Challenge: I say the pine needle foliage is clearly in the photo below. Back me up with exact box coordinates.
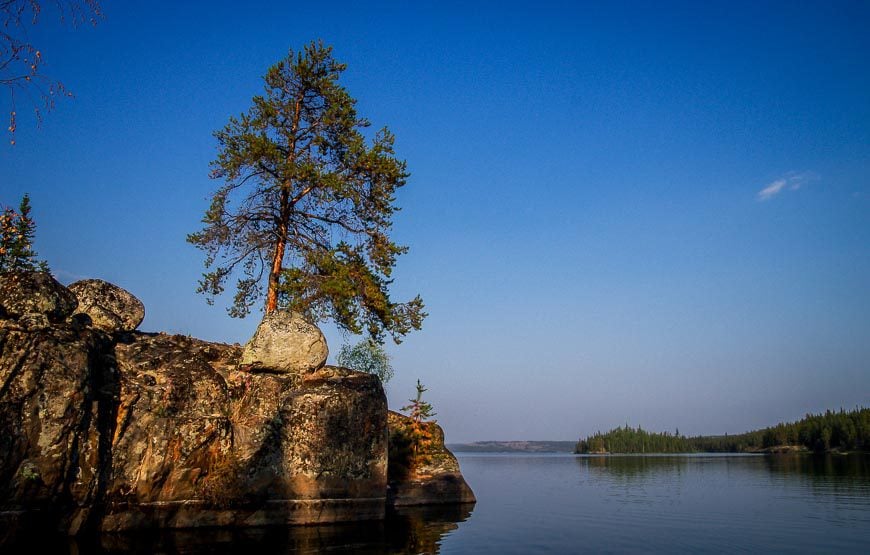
[188,40,425,343]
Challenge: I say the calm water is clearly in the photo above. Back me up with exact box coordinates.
[4,453,869,553]
[446,453,870,553]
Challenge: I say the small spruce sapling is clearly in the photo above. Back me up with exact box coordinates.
[401,379,437,467]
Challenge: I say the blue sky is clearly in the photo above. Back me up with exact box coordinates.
[2,1,868,442]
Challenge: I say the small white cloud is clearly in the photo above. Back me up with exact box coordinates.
[757,179,787,200]
[756,171,818,201]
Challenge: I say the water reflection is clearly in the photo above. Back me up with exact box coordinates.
[2,503,474,554]
[576,453,870,483]
[580,453,695,479]
[575,453,870,508]
[763,453,870,502]
[764,452,870,479]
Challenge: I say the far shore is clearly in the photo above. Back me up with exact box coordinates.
[450,442,869,456]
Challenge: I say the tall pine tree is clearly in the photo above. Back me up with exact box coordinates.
[188,41,425,343]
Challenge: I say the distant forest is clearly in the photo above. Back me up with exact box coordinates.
[447,441,578,453]
[575,407,870,454]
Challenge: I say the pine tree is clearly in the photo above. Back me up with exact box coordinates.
[0,194,49,272]
[188,40,425,343]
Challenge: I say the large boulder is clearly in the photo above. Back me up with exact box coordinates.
[0,271,77,322]
[239,311,328,374]
[68,279,145,333]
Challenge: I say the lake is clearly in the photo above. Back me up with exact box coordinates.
[4,453,869,553]
[447,453,870,553]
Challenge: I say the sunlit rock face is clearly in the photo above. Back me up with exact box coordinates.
[0,278,386,533]
[239,311,328,375]
[68,279,145,333]
[102,335,387,530]
[387,411,476,507]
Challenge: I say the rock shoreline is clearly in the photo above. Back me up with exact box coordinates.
[0,271,473,536]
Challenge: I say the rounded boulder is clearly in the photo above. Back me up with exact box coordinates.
[68,279,145,333]
[0,271,78,322]
[240,311,328,374]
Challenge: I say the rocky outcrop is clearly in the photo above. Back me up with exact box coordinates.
[387,411,476,506]
[0,273,386,533]
[0,325,386,532]
[68,279,145,333]
[0,272,472,536]
[101,336,386,531]
[0,271,77,322]
[239,311,328,374]
[0,310,116,534]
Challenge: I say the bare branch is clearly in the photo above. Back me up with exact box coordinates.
[1,0,101,143]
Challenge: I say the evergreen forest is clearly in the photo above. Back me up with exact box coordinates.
[575,407,870,454]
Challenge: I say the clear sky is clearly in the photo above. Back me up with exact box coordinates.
[2,1,868,443]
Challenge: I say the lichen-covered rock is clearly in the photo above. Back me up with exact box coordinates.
[68,279,145,333]
[1,288,472,536]
[387,411,476,506]
[239,311,328,374]
[1,323,387,533]
[0,271,77,322]
[102,335,387,530]
[0,318,117,534]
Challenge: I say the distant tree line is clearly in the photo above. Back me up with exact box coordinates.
[575,407,870,454]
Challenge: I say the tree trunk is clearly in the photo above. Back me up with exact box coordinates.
[264,239,285,313]
[264,94,303,314]
[265,188,291,313]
